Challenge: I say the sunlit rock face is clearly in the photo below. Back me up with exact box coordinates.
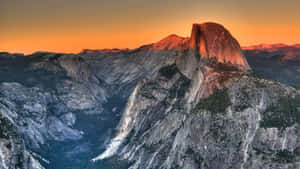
[149,22,251,74]
[149,34,189,50]
[176,22,250,100]
[189,23,250,70]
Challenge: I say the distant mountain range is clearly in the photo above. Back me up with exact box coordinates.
[243,43,300,51]
[243,44,300,87]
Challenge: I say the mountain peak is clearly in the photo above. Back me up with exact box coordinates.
[150,34,189,50]
[149,22,251,71]
[189,22,251,71]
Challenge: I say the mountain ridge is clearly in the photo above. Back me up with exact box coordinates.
[243,43,300,51]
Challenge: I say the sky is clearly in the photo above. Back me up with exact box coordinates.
[1,0,300,54]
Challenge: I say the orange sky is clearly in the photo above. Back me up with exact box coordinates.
[1,0,300,54]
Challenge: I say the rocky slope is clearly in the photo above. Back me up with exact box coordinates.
[0,113,44,169]
[94,23,300,169]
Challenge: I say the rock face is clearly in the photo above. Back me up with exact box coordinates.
[93,23,300,169]
[113,71,300,169]
[176,23,250,100]
[189,23,250,70]
[0,113,44,169]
